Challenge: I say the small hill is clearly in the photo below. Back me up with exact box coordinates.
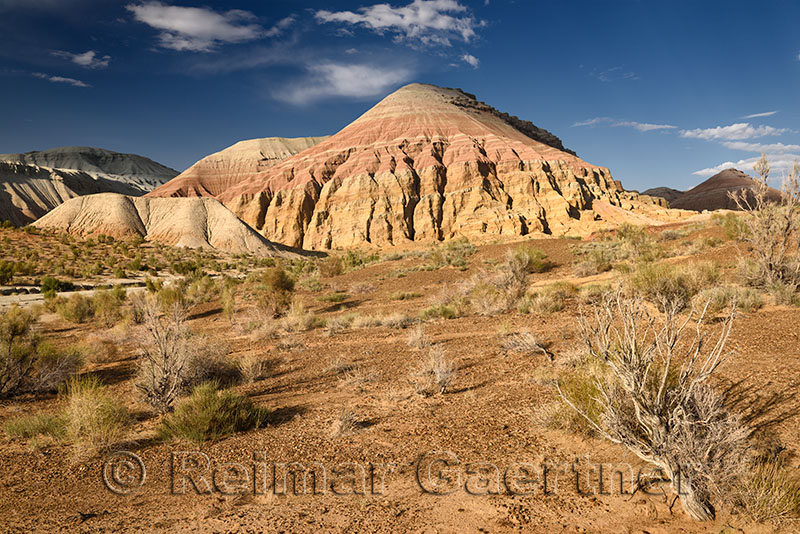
[148,137,328,198]
[217,83,680,250]
[32,193,300,257]
[671,168,782,211]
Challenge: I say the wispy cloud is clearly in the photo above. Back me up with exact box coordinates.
[126,2,264,52]
[722,141,800,153]
[32,72,90,87]
[572,117,675,132]
[315,0,482,47]
[587,66,639,82]
[52,50,110,69]
[693,154,800,177]
[264,15,295,38]
[461,53,479,68]
[680,122,787,141]
[741,110,778,119]
[276,62,411,105]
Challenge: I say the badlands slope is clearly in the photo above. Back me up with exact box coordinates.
[148,136,328,198]
[212,83,678,250]
[0,162,154,226]
[0,146,179,226]
[33,193,299,257]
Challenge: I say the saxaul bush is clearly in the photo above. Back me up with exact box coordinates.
[732,154,800,298]
[560,290,748,521]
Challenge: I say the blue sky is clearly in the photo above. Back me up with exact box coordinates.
[0,0,798,191]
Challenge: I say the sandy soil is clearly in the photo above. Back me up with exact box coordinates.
[0,229,798,533]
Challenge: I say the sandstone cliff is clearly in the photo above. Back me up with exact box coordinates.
[148,136,328,198]
[33,193,300,257]
[215,84,675,249]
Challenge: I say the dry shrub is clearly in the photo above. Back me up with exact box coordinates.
[0,305,83,396]
[83,334,120,364]
[626,261,719,310]
[330,406,359,437]
[92,287,126,328]
[406,324,429,350]
[4,412,66,448]
[318,256,344,278]
[732,155,800,296]
[237,353,274,383]
[508,244,552,273]
[424,238,477,269]
[55,294,93,324]
[737,459,800,524]
[159,382,269,443]
[256,289,292,319]
[64,375,128,459]
[561,290,748,521]
[281,300,325,332]
[500,331,552,360]
[325,314,355,335]
[411,345,455,396]
[698,285,763,315]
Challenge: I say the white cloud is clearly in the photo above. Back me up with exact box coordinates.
[315,0,481,47]
[680,122,787,141]
[52,50,110,69]
[32,72,90,87]
[264,15,295,38]
[572,117,675,132]
[722,141,800,153]
[126,2,264,52]
[693,154,800,177]
[588,66,639,82]
[741,110,778,119]
[277,63,411,105]
[461,53,479,68]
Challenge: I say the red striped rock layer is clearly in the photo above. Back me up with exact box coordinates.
[217,84,663,249]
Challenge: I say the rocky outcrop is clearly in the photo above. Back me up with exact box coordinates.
[642,186,684,205]
[33,193,300,257]
[670,168,781,211]
[0,146,178,192]
[217,83,678,250]
[148,136,328,198]
[0,162,155,226]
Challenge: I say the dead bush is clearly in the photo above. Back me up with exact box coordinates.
[411,345,455,396]
[64,375,128,459]
[561,290,749,521]
[406,324,429,350]
[500,331,553,360]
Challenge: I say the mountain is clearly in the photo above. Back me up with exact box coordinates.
[0,146,179,192]
[0,162,158,226]
[670,168,782,211]
[148,136,328,198]
[216,83,675,250]
[32,193,300,257]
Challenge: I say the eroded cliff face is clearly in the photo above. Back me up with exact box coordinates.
[215,83,671,249]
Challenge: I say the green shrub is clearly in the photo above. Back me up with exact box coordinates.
[64,375,128,458]
[4,412,66,445]
[421,304,461,320]
[712,212,747,240]
[698,286,763,315]
[92,288,125,328]
[160,382,269,442]
[259,268,295,292]
[341,250,380,271]
[509,244,551,273]
[317,292,348,303]
[55,294,94,324]
[0,260,13,285]
[425,238,477,269]
[627,261,719,309]
[40,276,74,299]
